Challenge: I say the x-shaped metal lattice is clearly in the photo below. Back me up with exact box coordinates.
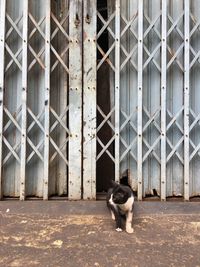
[142,107,161,164]
[3,11,23,166]
[49,9,69,166]
[51,10,69,73]
[120,109,137,163]
[143,11,161,72]
[189,109,200,161]
[120,12,138,71]
[3,107,22,165]
[167,11,184,72]
[141,11,161,166]
[5,13,23,72]
[165,12,184,166]
[97,106,115,162]
[28,13,45,70]
[26,11,46,164]
[190,13,200,68]
[97,10,115,71]
[166,108,184,165]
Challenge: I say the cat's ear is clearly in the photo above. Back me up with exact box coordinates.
[110,180,120,188]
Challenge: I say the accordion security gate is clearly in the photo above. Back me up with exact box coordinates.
[0,0,200,201]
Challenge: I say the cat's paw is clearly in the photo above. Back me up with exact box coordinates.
[126,227,134,234]
[111,211,115,220]
[115,228,123,232]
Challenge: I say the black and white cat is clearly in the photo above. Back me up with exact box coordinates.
[106,181,134,234]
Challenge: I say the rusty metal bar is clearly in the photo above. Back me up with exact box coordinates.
[83,0,97,199]
[68,0,82,199]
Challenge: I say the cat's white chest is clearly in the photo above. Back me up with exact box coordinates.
[118,196,134,211]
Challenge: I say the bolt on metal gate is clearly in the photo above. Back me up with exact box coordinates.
[0,0,200,201]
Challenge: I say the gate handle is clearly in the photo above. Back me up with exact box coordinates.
[85,0,91,24]
[75,0,80,27]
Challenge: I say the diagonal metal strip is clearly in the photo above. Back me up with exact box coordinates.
[142,136,161,164]
[50,137,68,165]
[27,137,44,162]
[51,12,69,40]
[5,44,22,71]
[4,107,22,133]
[97,136,115,162]
[50,106,69,133]
[120,44,138,71]
[97,43,115,71]
[97,11,115,39]
[97,106,115,132]
[50,137,69,164]
[51,45,69,73]
[166,136,184,164]
[29,13,46,40]
[3,137,20,163]
[143,12,161,39]
[3,142,20,165]
[50,107,70,135]
[29,16,45,40]
[167,108,184,134]
[143,44,161,72]
[120,136,137,163]
[120,109,137,134]
[6,14,23,39]
[6,15,22,39]
[143,106,161,133]
[28,45,45,70]
[27,108,45,134]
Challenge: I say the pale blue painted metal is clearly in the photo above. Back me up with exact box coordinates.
[0,0,200,200]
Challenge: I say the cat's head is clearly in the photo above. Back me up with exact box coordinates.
[111,181,129,204]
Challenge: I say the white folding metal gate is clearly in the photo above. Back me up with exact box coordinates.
[0,0,200,201]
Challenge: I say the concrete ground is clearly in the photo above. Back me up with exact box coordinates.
[0,201,200,267]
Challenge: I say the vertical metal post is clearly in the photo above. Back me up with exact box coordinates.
[20,0,28,200]
[184,0,190,201]
[68,0,82,199]
[43,0,51,200]
[83,0,97,199]
[0,0,6,199]
[161,0,167,201]
[137,0,143,200]
[115,0,120,183]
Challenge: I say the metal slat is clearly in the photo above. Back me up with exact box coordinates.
[137,0,143,200]
[161,0,167,201]
[83,0,97,199]
[20,0,28,200]
[0,0,6,199]
[115,0,120,183]
[68,0,82,199]
[43,0,51,200]
[184,0,190,201]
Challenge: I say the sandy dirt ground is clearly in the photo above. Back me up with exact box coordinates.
[0,201,200,267]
